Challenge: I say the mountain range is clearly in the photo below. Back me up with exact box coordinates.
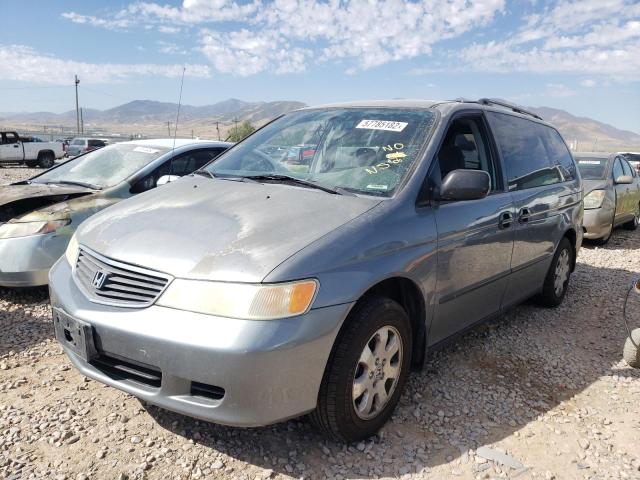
[1,99,639,151]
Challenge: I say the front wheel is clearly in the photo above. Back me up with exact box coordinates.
[536,237,574,307]
[310,297,412,442]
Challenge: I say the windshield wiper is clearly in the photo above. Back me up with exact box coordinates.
[42,180,102,190]
[242,174,345,195]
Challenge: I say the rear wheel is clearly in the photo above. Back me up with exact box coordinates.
[623,203,639,230]
[310,297,412,442]
[37,152,55,168]
[536,237,573,307]
[623,329,640,368]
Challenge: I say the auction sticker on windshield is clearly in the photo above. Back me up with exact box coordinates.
[578,160,602,165]
[356,120,408,132]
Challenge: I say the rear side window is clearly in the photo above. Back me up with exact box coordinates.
[540,127,576,180]
[88,140,105,147]
[487,112,563,191]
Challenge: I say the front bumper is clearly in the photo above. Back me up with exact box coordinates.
[0,233,69,287]
[583,207,614,240]
[49,258,352,427]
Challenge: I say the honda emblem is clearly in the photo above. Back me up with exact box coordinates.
[92,270,108,289]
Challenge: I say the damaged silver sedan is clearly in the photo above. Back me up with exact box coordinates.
[0,139,230,287]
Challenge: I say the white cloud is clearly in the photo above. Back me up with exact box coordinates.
[0,45,211,84]
[63,0,506,75]
[455,0,640,80]
[158,25,182,34]
[158,41,188,55]
[61,12,131,30]
[580,79,597,87]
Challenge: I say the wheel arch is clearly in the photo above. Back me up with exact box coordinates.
[562,227,577,271]
[344,275,428,369]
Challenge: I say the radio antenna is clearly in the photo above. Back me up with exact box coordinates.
[172,67,186,153]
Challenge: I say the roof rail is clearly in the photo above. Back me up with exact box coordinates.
[478,98,543,120]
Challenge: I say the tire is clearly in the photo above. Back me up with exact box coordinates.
[536,237,574,308]
[623,203,639,230]
[24,160,38,168]
[310,296,412,442]
[623,329,640,368]
[37,152,55,169]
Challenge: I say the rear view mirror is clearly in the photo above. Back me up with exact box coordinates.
[439,169,490,201]
[157,175,181,186]
[614,175,633,185]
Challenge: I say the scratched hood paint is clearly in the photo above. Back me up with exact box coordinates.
[78,176,380,282]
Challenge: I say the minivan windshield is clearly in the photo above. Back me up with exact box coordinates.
[576,157,608,180]
[32,143,170,189]
[206,108,436,196]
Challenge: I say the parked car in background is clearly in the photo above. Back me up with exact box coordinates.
[0,139,231,287]
[575,152,640,243]
[0,131,65,168]
[66,137,108,157]
[50,99,582,441]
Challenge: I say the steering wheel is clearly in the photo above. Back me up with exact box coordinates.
[240,149,283,172]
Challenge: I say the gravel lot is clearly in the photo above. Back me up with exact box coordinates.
[1,164,639,480]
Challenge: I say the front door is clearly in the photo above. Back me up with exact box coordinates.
[612,157,629,223]
[430,113,515,345]
[0,133,23,161]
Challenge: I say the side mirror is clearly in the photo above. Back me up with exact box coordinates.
[439,169,490,201]
[614,175,633,185]
[157,175,181,186]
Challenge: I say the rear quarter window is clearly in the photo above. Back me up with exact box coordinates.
[487,112,564,191]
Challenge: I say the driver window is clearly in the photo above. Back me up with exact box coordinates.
[437,117,499,192]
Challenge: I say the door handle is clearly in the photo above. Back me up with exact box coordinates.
[499,211,512,229]
[518,207,531,223]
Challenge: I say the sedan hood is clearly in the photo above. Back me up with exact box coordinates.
[0,183,95,222]
[78,176,380,282]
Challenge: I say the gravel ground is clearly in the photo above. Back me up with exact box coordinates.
[1,165,639,480]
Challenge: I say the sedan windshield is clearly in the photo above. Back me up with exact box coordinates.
[576,157,608,180]
[33,144,170,188]
[206,108,436,196]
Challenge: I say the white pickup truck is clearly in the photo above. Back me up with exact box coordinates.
[0,131,65,168]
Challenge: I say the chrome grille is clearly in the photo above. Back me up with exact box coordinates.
[73,247,172,308]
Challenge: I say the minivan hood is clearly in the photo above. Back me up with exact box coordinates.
[78,176,381,282]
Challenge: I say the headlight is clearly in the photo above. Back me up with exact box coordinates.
[0,219,70,240]
[157,279,318,320]
[65,232,79,266]
[584,189,606,209]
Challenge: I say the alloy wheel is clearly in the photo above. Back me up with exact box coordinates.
[352,325,403,420]
[554,249,570,297]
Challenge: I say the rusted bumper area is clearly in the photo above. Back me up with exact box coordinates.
[0,233,69,287]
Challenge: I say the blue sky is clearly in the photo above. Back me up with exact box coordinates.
[1,0,639,133]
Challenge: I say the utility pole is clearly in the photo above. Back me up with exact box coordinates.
[166,122,172,136]
[75,75,80,135]
[80,108,84,134]
[215,122,220,141]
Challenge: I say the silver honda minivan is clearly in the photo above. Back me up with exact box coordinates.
[50,99,583,441]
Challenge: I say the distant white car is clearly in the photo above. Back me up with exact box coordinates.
[66,137,108,157]
[0,131,65,168]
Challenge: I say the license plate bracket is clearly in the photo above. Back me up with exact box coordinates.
[53,309,97,362]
